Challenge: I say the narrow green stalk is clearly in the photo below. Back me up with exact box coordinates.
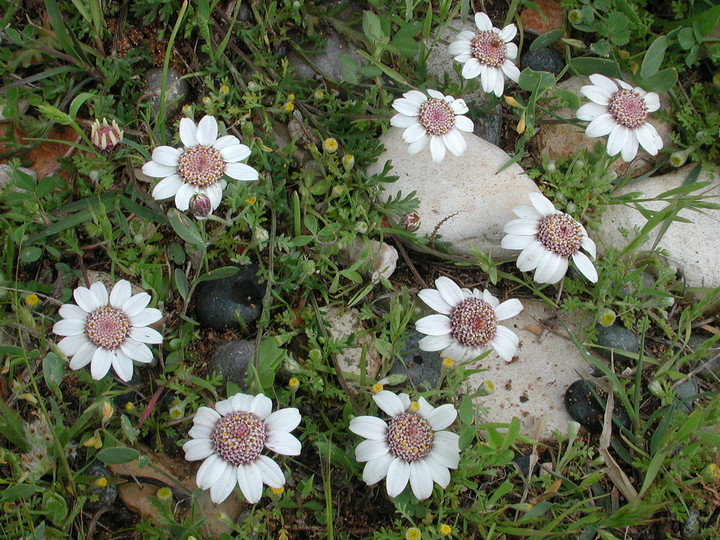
[158,0,188,145]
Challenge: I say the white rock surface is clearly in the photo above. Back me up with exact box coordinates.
[369,128,540,257]
[534,76,673,179]
[466,299,595,441]
[340,238,398,281]
[598,165,720,290]
[324,306,382,384]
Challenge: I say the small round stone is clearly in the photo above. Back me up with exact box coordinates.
[386,412,434,462]
[564,379,630,434]
[470,31,507,68]
[449,298,497,348]
[608,89,648,129]
[537,213,583,258]
[177,146,225,188]
[85,306,131,350]
[211,410,267,466]
[418,99,455,136]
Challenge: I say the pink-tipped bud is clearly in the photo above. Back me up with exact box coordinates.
[91,118,123,153]
[189,193,213,219]
[401,212,421,232]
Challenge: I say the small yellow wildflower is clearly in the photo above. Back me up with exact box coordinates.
[439,524,452,536]
[219,85,230,94]
[442,358,455,369]
[504,95,520,107]
[202,96,212,106]
[95,477,108,488]
[599,309,616,327]
[283,101,295,112]
[124,402,136,412]
[157,487,172,502]
[245,196,257,205]
[408,401,420,413]
[270,486,285,495]
[101,401,114,423]
[342,154,355,171]
[405,527,422,540]
[289,377,300,390]
[314,90,324,99]
[483,380,495,394]
[371,383,384,394]
[25,293,40,307]
[322,137,339,153]
[182,104,193,116]
[278,530,289,540]
[83,433,102,449]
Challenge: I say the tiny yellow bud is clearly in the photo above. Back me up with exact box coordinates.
[342,154,355,171]
[483,380,495,394]
[182,104,193,116]
[289,377,300,390]
[157,487,172,502]
[314,90,324,99]
[371,383,384,394]
[202,96,212,105]
[439,524,452,536]
[219,85,230,94]
[405,527,422,540]
[245,196,257,205]
[25,294,40,307]
[408,401,420,413]
[83,434,102,449]
[95,477,108,488]
[101,401,114,423]
[599,309,616,327]
[516,114,526,134]
[288,94,295,101]
[504,95,520,107]
[283,101,295,112]
[270,486,285,495]
[442,358,455,369]
[124,402,136,412]
[322,137,339,153]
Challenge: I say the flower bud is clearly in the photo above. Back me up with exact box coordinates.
[401,212,421,232]
[189,193,213,219]
[253,226,269,244]
[91,118,123,153]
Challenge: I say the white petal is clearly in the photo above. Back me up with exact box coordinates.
[196,116,218,147]
[373,391,406,417]
[448,38,471,56]
[108,280,131,309]
[495,298,523,321]
[237,462,263,503]
[392,98,421,117]
[265,408,301,434]
[73,286,102,313]
[362,453,394,485]
[418,334,454,351]
[491,327,519,361]
[401,90,428,104]
[511,204,542,219]
[572,251,599,282]
[229,392,254,412]
[415,314,451,336]
[122,292,150,317]
[589,74,617,93]
[635,123,662,155]
[403,122,430,143]
[53,318,86,337]
[461,58,483,80]
[248,393,273,419]
[183,438,214,461]
[151,174,184,201]
[151,146,182,166]
[57,333,89,356]
[90,348,113,380]
[416,396,434,418]
[429,135,446,163]
[256,455,285,488]
[174,183,196,211]
[89,282,108,306]
[499,23,517,42]
[265,431,301,456]
[418,288,453,314]
[454,115,474,133]
[580,85,612,106]
[501,233,533,250]
[581,235,597,258]
[191,406,221,433]
[503,218,540,236]
[585,114,617,138]
[501,61,520,84]
[213,135,241,151]
[179,118,198,147]
[68,342,96,369]
[441,342,472,362]
[219,143,250,163]
[644,92,660,112]
[409,460,434,500]
[528,192,556,216]
[225,162,259,181]
[429,440,460,469]
[474,12,492,31]
[129,326,163,344]
[120,339,153,363]
[196,453,228,489]
[407,135,429,155]
[425,454,451,487]
[534,251,568,284]
[130,307,162,327]
[607,125,630,157]
[356,439,391,462]
[449,98,468,115]
[210,466,238,504]
[386,459,410,497]
[505,42,518,60]
[576,102,609,122]
[443,129,467,157]
[426,404,457,431]
[349,416,387,440]
[426,89,445,100]
[435,276,464,307]
[142,161,177,179]
[112,353,134,382]
[58,303,88,320]
[516,241,547,272]
[390,114,418,128]
[621,132,639,162]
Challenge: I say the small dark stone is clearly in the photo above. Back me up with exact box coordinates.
[272,41,289,58]
[595,324,640,365]
[237,3,252,21]
[195,264,265,330]
[512,452,531,477]
[208,339,254,387]
[84,461,117,511]
[687,334,720,381]
[389,330,442,389]
[474,104,502,146]
[288,30,364,82]
[520,48,565,76]
[142,68,190,119]
[564,379,630,434]
[682,508,701,539]
[675,378,699,413]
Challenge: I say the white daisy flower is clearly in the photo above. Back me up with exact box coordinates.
[52,280,163,382]
[183,393,301,504]
[349,390,460,500]
[501,192,598,284]
[390,89,474,163]
[576,74,663,162]
[448,12,520,97]
[142,115,259,217]
[415,277,523,363]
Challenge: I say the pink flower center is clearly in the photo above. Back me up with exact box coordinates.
[537,213,584,257]
[449,298,497,348]
[85,306,131,350]
[470,31,507,68]
[418,99,455,136]
[211,411,267,466]
[608,88,648,129]
[177,146,225,188]
[386,412,434,462]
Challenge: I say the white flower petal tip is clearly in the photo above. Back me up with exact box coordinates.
[390,89,471,163]
[350,390,460,500]
[449,12,518,96]
[52,280,162,381]
[142,115,259,217]
[502,194,598,285]
[576,74,664,162]
[415,276,522,362]
[184,392,302,504]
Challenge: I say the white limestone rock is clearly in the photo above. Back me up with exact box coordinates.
[369,128,540,257]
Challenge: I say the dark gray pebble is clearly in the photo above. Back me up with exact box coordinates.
[208,339,254,388]
[564,379,631,434]
[595,324,640,365]
[84,461,117,511]
[142,68,189,119]
[389,330,443,390]
[195,265,265,330]
[520,48,565,76]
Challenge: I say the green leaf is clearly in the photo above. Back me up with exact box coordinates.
[96,446,140,465]
[0,484,38,501]
[19,246,42,263]
[174,268,189,301]
[195,266,239,284]
[568,57,621,78]
[555,89,581,109]
[530,29,563,51]
[362,11,385,43]
[0,400,29,451]
[166,208,205,247]
[459,395,474,425]
[677,27,695,50]
[120,414,140,443]
[389,36,418,58]
[42,491,68,525]
[68,92,96,120]
[42,353,65,397]
[518,69,556,92]
[607,12,629,46]
[640,35,667,79]
[639,68,677,92]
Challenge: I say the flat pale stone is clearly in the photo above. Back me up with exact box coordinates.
[466,299,595,441]
[324,306,382,383]
[533,76,672,179]
[370,129,540,257]
[598,165,720,290]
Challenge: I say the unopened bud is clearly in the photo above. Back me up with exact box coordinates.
[401,212,421,232]
[91,118,123,153]
[189,193,213,219]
